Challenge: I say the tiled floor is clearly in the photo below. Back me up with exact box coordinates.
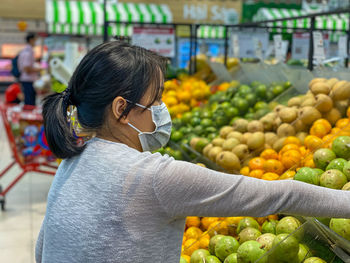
[0,117,54,263]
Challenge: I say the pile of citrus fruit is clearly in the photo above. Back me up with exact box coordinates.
[239,114,350,181]
[180,215,333,263]
[162,78,212,119]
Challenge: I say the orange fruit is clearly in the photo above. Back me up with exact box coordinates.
[279,144,300,156]
[177,91,191,103]
[279,170,296,180]
[198,235,210,249]
[240,166,250,176]
[313,119,332,133]
[310,124,329,138]
[299,146,308,157]
[201,217,219,231]
[225,217,244,226]
[207,220,229,237]
[249,157,266,170]
[303,155,315,168]
[260,149,279,160]
[283,136,301,146]
[186,217,201,228]
[347,107,350,119]
[336,118,350,129]
[331,127,341,134]
[264,159,285,175]
[182,235,187,244]
[322,134,335,148]
[182,239,200,256]
[262,172,280,181]
[249,169,264,179]
[185,227,203,240]
[281,150,302,169]
[304,135,323,151]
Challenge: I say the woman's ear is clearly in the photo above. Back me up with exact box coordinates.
[111,96,129,124]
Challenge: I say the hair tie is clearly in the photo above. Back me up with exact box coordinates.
[62,88,72,106]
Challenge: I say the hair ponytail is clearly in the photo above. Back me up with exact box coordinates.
[42,92,84,159]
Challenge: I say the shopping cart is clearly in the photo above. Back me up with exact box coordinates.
[0,103,58,211]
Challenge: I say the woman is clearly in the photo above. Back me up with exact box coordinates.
[36,42,350,263]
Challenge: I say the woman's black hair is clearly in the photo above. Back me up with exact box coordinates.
[43,41,167,159]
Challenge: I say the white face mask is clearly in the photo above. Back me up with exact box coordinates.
[126,101,172,152]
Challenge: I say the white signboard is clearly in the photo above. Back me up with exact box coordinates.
[338,35,348,58]
[234,29,269,59]
[274,35,283,61]
[132,27,175,58]
[292,33,309,60]
[313,31,326,64]
[231,33,239,58]
[292,32,329,60]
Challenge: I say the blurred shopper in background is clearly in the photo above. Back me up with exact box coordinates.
[18,33,41,106]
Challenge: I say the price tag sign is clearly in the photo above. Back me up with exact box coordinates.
[338,35,348,58]
[253,37,263,61]
[274,35,283,62]
[231,33,239,58]
[292,33,309,60]
[313,31,325,64]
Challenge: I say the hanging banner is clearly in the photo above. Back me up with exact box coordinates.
[338,35,348,58]
[132,27,175,58]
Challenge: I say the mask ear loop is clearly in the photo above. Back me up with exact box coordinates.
[128,122,142,134]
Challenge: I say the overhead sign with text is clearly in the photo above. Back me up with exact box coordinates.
[132,27,175,58]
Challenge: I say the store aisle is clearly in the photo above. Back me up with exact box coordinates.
[0,117,54,263]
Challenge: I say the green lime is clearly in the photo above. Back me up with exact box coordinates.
[181,112,192,124]
[225,107,239,119]
[255,108,271,119]
[255,84,268,98]
[284,81,292,89]
[170,131,183,142]
[245,93,257,106]
[195,138,209,153]
[171,118,183,129]
[244,113,255,120]
[210,102,219,112]
[272,85,284,96]
[200,118,213,128]
[254,101,268,111]
[208,133,217,140]
[251,81,261,87]
[172,150,183,160]
[191,117,201,126]
[206,126,217,134]
[221,102,231,109]
[266,91,275,101]
[236,99,249,114]
[194,125,204,135]
[238,85,252,96]
[201,109,213,119]
[215,116,229,127]
[179,126,191,135]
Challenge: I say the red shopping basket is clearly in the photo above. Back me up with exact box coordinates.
[0,103,57,210]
